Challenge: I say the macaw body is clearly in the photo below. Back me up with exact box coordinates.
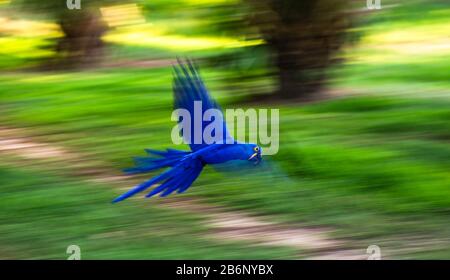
[113,60,261,203]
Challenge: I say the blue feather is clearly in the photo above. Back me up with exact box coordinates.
[124,149,189,174]
[112,167,174,203]
[155,172,191,197]
[173,61,231,151]
[177,165,203,194]
[161,168,199,196]
[145,176,180,198]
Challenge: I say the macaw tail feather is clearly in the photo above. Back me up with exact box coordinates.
[123,148,190,174]
[113,156,204,203]
[112,168,174,203]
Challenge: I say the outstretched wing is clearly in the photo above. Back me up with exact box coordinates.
[113,145,221,202]
[113,156,204,203]
[173,59,233,152]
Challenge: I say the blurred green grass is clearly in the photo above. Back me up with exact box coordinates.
[0,67,449,255]
[0,159,296,259]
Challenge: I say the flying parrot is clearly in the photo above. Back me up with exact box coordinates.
[112,60,262,203]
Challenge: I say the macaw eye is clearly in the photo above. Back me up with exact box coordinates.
[254,146,259,152]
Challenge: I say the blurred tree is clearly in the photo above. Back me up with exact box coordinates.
[191,0,353,100]
[13,0,124,68]
[247,0,352,99]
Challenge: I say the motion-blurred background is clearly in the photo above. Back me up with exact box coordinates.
[0,0,449,259]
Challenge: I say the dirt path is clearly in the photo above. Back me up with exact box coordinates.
[0,126,367,259]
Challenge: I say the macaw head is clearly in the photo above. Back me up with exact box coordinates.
[245,143,262,165]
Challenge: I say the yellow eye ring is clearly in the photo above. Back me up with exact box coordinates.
[254,146,259,152]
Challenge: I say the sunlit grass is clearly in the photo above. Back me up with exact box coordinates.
[0,16,262,65]
[183,0,236,5]
[101,4,146,27]
[364,21,450,46]
[0,37,55,59]
[345,20,450,65]
[0,17,61,37]
[103,23,263,51]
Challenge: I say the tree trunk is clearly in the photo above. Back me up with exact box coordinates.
[248,0,350,100]
[272,33,326,100]
[53,9,108,69]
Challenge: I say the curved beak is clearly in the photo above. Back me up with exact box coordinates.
[248,153,262,165]
[248,153,258,161]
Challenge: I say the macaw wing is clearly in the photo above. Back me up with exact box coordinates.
[113,145,219,202]
[112,156,204,202]
[173,60,233,152]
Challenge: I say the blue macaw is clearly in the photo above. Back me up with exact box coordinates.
[113,60,262,203]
